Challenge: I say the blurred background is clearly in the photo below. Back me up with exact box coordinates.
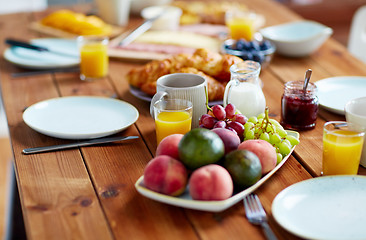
[1,0,366,46]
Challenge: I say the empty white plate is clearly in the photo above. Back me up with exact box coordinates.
[272,176,366,240]
[4,38,79,69]
[23,96,139,139]
[315,76,366,115]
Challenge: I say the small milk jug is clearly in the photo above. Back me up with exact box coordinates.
[223,61,266,118]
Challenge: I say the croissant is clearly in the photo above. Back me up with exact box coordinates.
[126,48,243,101]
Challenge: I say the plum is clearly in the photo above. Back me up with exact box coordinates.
[211,128,240,154]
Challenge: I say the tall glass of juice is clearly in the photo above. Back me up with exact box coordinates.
[322,121,365,175]
[153,99,193,144]
[77,36,109,81]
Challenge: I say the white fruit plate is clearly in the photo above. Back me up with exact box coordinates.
[135,130,299,212]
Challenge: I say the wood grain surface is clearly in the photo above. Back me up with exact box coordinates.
[0,1,365,240]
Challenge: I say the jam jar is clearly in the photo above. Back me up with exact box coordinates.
[280,81,319,130]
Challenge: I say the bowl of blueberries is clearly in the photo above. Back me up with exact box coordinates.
[221,38,276,69]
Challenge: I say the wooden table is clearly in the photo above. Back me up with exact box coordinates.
[1,0,365,239]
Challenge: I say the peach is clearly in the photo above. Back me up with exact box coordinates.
[211,128,240,154]
[189,164,233,201]
[143,155,188,196]
[238,140,277,175]
[156,134,184,160]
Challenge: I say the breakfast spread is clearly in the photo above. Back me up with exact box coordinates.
[126,48,243,101]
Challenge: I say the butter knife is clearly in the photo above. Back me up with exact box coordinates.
[22,136,139,154]
[118,11,165,47]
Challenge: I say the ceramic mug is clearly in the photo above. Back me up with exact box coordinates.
[345,96,366,167]
[150,73,208,128]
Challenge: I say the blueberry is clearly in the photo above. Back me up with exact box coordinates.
[252,52,265,63]
[240,51,253,61]
[260,40,272,51]
[235,39,246,50]
[249,41,260,51]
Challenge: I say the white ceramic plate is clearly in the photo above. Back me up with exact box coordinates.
[272,175,366,240]
[315,76,366,115]
[4,38,79,69]
[135,131,299,212]
[23,96,139,139]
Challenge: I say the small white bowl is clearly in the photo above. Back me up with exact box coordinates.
[130,0,172,15]
[259,20,333,57]
[141,6,182,31]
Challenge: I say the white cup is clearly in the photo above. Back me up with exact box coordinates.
[345,96,366,167]
[150,73,208,128]
[94,0,131,26]
[141,6,182,31]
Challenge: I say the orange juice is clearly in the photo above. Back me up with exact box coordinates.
[323,129,364,175]
[155,111,192,144]
[226,17,255,41]
[80,43,108,79]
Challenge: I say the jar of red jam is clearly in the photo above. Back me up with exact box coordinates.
[281,81,319,130]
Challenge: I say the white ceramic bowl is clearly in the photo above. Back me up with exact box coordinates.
[259,20,333,57]
[130,0,172,15]
[141,6,182,31]
[345,96,366,167]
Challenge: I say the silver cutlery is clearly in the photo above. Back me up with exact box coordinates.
[5,38,79,58]
[22,135,139,154]
[243,194,278,240]
[117,11,165,47]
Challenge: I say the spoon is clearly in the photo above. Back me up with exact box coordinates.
[303,69,312,93]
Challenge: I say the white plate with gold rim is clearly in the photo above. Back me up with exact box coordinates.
[272,175,366,240]
[135,131,299,212]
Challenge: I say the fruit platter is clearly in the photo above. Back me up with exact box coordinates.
[135,106,300,212]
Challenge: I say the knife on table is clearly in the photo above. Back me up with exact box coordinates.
[22,135,139,154]
[5,38,79,58]
[117,11,165,47]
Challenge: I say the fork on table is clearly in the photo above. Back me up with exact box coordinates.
[243,194,278,240]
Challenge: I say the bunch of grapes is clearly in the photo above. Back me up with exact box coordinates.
[199,103,247,140]
[243,107,300,163]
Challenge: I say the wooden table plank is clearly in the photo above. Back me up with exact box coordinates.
[1,0,366,239]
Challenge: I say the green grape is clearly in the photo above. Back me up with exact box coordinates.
[266,124,275,133]
[277,126,287,138]
[245,129,255,140]
[269,119,281,127]
[279,142,292,156]
[254,126,260,134]
[259,132,270,142]
[270,133,281,144]
[276,153,283,164]
[282,139,291,147]
[286,135,300,146]
[248,116,258,124]
[244,121,254,130]
[257,113,265,119]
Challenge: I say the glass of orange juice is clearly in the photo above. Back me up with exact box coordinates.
[77,36,109,81]
[153,99,193,144]
[225,10,257,41]
[322,121,365,175]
